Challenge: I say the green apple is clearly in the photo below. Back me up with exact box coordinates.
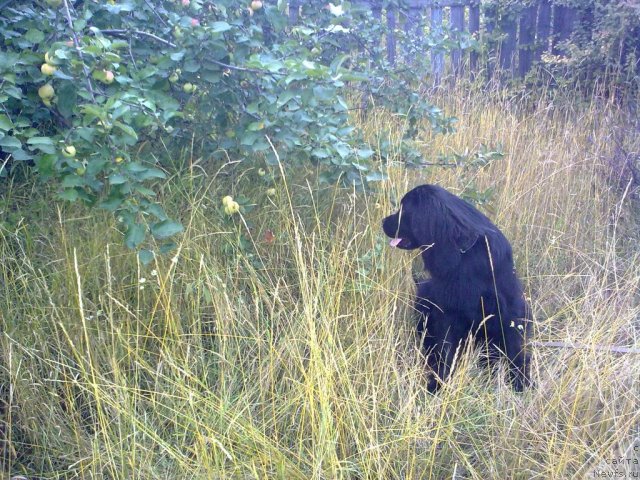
[62,145,76,158]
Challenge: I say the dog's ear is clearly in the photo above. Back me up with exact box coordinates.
[444,195,487,253]
[407,186,485,253]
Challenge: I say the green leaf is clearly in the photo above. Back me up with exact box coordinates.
[27,136,54,146]
[150,220,184,239]
[145,203,168,221]
[98,196,124,212]
[0,114,11,131]
[109,173,127,185]
[27,136,56,154]
[277,91,297,108]
[114,122,138,141]
[159,242,177,254]
[57,83,77,119]
[210,21,232,33]
[25,29,45,44]
[58,188,79,202]
[335,142,351,159]
[365,171,388,182]
[125,223,146,249]
[61,175,85,188]
[0,136,21,150]
[356,148,375,159]
[35,154,56,178]
[3,86,22,100]
[138,249,155,265]
[134,167,166,181]
[170,51,186,61]
[10,149,32,161]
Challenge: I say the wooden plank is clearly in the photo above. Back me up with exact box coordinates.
[552,5,576,56]
[499,12,517,75]
[518,4,537,77]
[484,1,498,80]
[450,5,466,76]
[403,0,427,60]
[404,0,427,37]
[535,0,552,62]
[469,2,480,74]
[430,6,444,83]
[288,0,300,24]
[424,0,473,6]
[387,6,397,65]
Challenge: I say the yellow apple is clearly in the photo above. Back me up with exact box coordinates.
[102,70,115,84]
[41,63,57,76]
[38,83,55,100]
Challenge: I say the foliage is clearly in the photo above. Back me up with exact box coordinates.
[0,0,456,256]
[559,0,640,89]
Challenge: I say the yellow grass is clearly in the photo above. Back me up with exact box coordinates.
[1,90,639,479]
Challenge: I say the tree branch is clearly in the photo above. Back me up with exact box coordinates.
[532,341,640,355]
[62,0,96,102]
[99,29,177,48]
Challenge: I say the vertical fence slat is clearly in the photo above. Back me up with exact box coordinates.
[288,0,300,24]
[403,0,425,63]
[469,2,480,75]
[286,0,569,81]
[535,0,552,62]
[430,5,444,84]
[552,4,576,56]
[387,5,397,65]
[450,4,466,76]
[370,0,383,55]
[484,2,498,80]
[518,4,537,77]
[499,13,517,75]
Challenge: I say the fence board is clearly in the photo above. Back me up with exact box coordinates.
[450,5,466,75]
[430,5,444,83]
[499,14,518,75]
[552,5,576,55]
[284,0,591,81]
[469,3,480,74]
[386,6,397,65]
[535,0,552,62]
[288,0,300,23]
[518,4,537,77]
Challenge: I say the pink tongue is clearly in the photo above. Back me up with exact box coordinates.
[390,238,403,247]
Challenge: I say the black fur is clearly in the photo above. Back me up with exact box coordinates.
[382,184,531,392]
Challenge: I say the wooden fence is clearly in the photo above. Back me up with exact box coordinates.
[288,0,580,82]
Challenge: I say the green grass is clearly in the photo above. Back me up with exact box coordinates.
[1,90,639,479]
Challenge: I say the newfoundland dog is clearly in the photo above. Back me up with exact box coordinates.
[383,184,531,392]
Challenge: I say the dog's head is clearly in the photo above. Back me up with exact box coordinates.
[382,184,495,253]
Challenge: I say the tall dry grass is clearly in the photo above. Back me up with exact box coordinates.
[1,90,639,479]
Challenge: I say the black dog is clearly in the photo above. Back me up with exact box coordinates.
[382,184,531,392]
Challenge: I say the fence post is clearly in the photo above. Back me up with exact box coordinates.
[535,0,552,62]
[499,11,518,76]
[387,4,397,65]
[484,1,498,80]
[552,4,576,56]
[370,0,383,56]
[469,1,480,76]
[404,0,427,62]
[430,3,444,84]
[450,3,466,77]
[288,0,300,24]
[518,3,537,77]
